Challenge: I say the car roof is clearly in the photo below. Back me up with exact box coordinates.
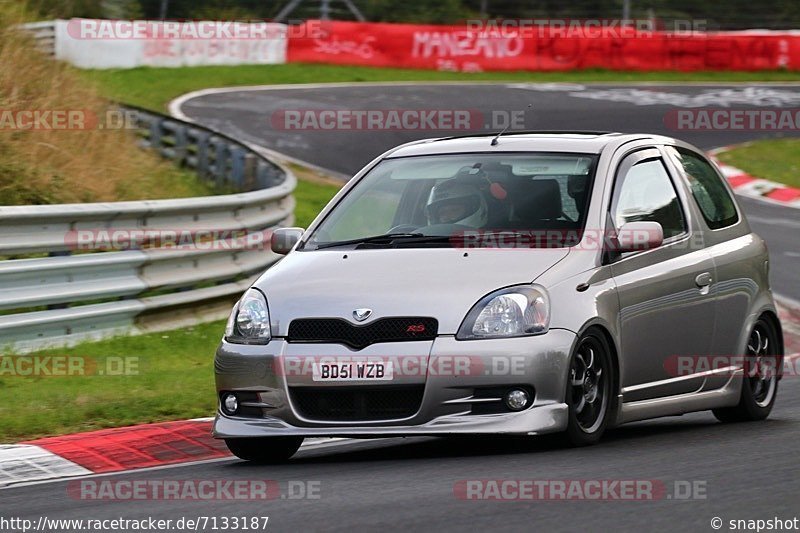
[385,132,677,158]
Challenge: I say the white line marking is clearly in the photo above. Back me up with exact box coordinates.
[0,445,92,488]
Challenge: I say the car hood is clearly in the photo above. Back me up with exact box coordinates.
[255,247,569,335]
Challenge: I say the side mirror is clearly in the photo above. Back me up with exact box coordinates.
[615,221,664,253]
[270,227,305,255]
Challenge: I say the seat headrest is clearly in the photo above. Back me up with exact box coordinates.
[513,179,562,222]
[480,162,514,180]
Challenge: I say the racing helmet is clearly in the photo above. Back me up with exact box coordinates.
[425,179,489,227]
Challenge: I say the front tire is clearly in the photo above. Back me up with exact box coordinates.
[713,317,780,423]
[563,330,614,446]
[225,437,304,463]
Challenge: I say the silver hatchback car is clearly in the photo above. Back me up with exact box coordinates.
[214,132,784,462]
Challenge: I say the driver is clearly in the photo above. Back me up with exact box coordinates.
[425,179,489,227]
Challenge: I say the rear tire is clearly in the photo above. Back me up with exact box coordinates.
[225,437,304,463]
[713,317,780,423]
[562,330,614,446]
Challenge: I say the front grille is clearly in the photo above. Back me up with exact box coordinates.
[290,386,424,421]
[287,317,437,350]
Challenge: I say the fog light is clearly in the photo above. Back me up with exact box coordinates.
[504,389,530,411]
[222,393,238,415]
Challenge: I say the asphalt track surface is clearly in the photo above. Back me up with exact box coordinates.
[3,83,799,533]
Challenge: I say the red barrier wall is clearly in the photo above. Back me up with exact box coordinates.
[288,21,800,71]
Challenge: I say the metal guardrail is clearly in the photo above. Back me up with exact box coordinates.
[0,107,296,352]
[131,105,288,192]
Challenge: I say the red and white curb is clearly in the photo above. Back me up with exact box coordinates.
[0,417,345,489]
[708,147,800,208]
[0,418,226,488]
[0,444,92,486]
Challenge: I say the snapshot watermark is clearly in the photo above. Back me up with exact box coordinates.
[715,516,800,531]
[67,479,321,501]
[454,479,707,500]
[665,109,800,131]
[0,356,139,377]
[270,109,526,131]
[0,109,138,131]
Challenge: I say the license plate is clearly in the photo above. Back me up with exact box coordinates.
[312,361,393,381]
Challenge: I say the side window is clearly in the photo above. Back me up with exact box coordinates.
[666,147,739,230]
[612,158,687,239]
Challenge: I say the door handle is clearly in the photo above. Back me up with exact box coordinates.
[695,272,713,288]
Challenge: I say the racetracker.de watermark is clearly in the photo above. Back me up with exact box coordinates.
[454,479,707,500]
[665,109,800,131]
[64,228,274,252]
[453,228,669,251]
[462,18,708,39]
[270,109,526,131]
[65,19,324,40]
[277,355,530,378]
[0,109,138,131]
[0,356,139,377]
[664,353,799,378]
[68,479,321,501]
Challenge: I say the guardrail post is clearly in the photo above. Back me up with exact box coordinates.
[195,131,211,179]
[46,250,71,310]
[213,137,228,187]
[243,153,258,190]
[173,124,188,164]
[149,118,163,151]
[230,147,247,189]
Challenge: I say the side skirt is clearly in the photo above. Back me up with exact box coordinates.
[617,368,743,425]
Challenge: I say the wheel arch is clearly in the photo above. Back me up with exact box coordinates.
[759,309,784,350]
[758,309,785,380]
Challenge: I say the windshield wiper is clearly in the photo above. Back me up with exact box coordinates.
[313,232,425,250]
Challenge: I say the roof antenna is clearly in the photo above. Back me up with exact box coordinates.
[490,104,532,146]
[490,123,510,146]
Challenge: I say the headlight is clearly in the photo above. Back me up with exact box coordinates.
[457,285,549,340]
[224,288,271,344]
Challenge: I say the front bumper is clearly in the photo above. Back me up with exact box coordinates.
[213,329,576,438]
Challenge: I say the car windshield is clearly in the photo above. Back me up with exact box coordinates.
[304,153,599,249]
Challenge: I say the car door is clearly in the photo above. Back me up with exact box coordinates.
[663,145,759,359]
[608,148,717,402]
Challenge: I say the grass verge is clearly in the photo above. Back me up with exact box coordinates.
[81,63,800,112]
[716,139,800,189]
[0,321,224,442]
